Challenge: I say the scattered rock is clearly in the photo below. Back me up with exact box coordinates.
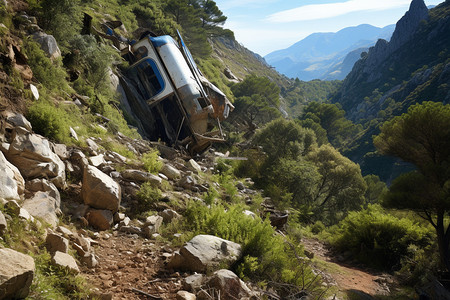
[178,175,196,190]
[82,165,121,212]
[4,127,66,188]
[160,209,181,223]
[186,159,202,174]
[52,251,80,273]
[183,274,205,292]
[31,31,61,60]
[89,154,105,167]
[51,143,69,160]
[161,163,181,180]
[26,178,61,207]
[70,127,78,141]
[120,225,142,234]
[86,209,114,231]
[121,169,162,186]
[22,191,59,227]
[5,111,32,132]
[207,269,252,300]
[30,84,39,100]
[168,235,242,272]
[46,232,69,254]
[0,151,24,201]
[0,248,35,299]
[177,290,196,300]
[81,253,98,268]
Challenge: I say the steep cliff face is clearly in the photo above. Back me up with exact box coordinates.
[333,0,450,122]
[331,0,450,181]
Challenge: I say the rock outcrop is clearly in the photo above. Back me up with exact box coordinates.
[0,248,35,299]
[0,151,24,202]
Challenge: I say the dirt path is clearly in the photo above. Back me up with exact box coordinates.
[83,233,182,299]
[302,238,392,299]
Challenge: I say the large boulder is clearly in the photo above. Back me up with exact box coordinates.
[168,235,242,272]
[5,127,65,188]
[22,191,59,227]
[82,165,121,212]
[86,209,114,230]
[0,248,35,299]
[26,178,61,208]
[5,111,32,132]
[0,151,24,202]
[32,31,61,60]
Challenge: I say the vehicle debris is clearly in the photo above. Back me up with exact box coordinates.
[95,20,234,154]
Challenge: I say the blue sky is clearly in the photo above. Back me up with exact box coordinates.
[214,0,444,56]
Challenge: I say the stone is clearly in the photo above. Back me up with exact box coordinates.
[5,127,66,188]
[186,159,202,174]
[32,31,61,60]
[161,163,181,180]
[5,111,32,132]
[18,208,34,222]
[86,138,99,152]
[89,154,105,167]
[46,232,69,254]
[81,253,98,268]
[183,274,204,291]
[177,291,196,300]
[22,191,59,227]
[145,215,163,229]
[0,151,24,201]
[167,235,242,272]
[56,226,74,239]
[86,209,114,231]
[26,178,61,208]
[0,211,7,234]
[30,84,39,100]
[236,182,245,190]
[51,143,69,160]
[70,127,78,141]
[120,225,142,234]
[160,209,181,223]
[0,248,35,299]
[82,165,121,212]
[52,251,80,273]
[105,151,127,163]
[207,269,251,300]
[243,210,256,219]
[178,175,196,190]
[121,169,162,186]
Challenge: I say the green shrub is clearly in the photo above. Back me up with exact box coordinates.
[24,39,69,92]
[27,98,72,143]
[142,149,163,174]
[328,204,434,270]
[136,182,162,211]
[310,220,325,235]
[183,202,324,296]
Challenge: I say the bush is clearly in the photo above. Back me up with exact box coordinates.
[328,205,434,270]
[27,98,71,143]
[142,149,163,174]
[183,202,324,297]
[136,182,162,211]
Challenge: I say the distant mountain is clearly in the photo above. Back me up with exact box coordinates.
[332,0,450,181]
[264,24,395,81]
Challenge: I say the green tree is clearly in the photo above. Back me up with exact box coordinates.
[373,101,450,271]
[363,174,388,204]
[231,75,281,129]
[306,144,367,223]
[299,102,361,149]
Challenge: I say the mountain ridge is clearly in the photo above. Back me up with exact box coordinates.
[264,24,395,80]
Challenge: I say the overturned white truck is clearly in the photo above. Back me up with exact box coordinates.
[116,30,233,154]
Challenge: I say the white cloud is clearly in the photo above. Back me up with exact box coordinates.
[267,0,411,23]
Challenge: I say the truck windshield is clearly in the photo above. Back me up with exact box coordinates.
[129,59,164,100]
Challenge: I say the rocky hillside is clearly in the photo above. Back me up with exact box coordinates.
[331,0,450,181]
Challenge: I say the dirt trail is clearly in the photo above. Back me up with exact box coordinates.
[83,233,181,299]
[302,238,392,299]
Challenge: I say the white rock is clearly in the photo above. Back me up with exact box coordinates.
[82,165,121,212]
[22,191,59,227]
[0,151,24,201]
[186,159,202,174]
[52,251,79,273]
[30,84,39,100]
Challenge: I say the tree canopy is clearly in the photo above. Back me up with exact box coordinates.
[374,101,450,271]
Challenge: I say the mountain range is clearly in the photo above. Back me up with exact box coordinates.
[264,24,395,81]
